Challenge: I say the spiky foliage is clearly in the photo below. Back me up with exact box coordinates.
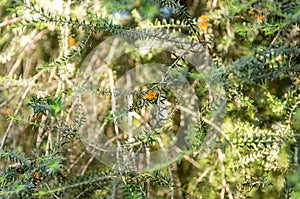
[0,0,300,199]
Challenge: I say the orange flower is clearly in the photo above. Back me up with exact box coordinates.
[199,15,208,21]
[34,172,40,180]
[6,109,13,115]
[277,54,283,63]
[68,37,76,46]
[145,90,156,101]
[257,15,264,23]
[248,8,256,15]
[198,15,209,30]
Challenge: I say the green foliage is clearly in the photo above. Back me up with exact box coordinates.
[27,96,66,117]
[0,0,299,198]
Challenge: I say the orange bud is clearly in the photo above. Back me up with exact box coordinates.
[248,8,255,15]
[248,95,255,100]
[278,54,283,63]
[68,37,76,46]
[6,109,13,115]
[134,0,141,7]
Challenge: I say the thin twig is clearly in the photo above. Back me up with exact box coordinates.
[8,29,48,77]
[270,29,282,45]
[109,68,122,172]
[162,40,197,83]
[74,186,93,199]
[67,151,86,173]
[45,182,61,199]
[1,71,43,149]
[183,155,201,169]
[157,137,174,199]
[0,17,24,28]
[80,154,95,176]
[218,148,233,199]
[193,155,219,192]
[100,37,121,175]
